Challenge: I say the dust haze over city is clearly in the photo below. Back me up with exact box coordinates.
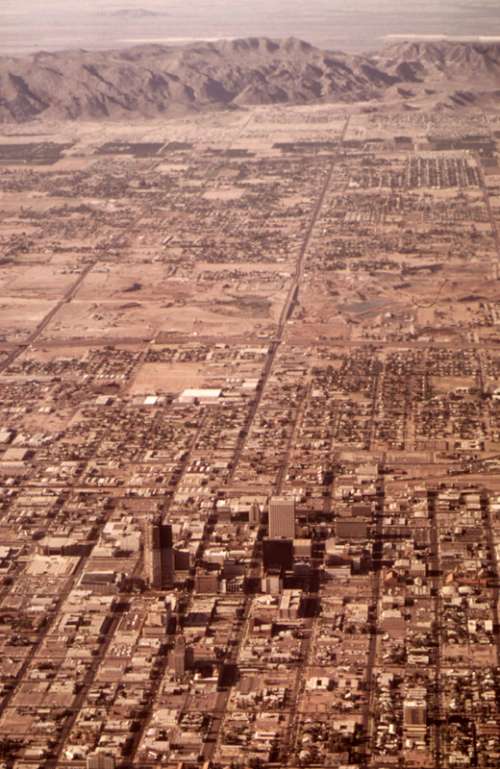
[1,0,500,768]
[3,0,500,54]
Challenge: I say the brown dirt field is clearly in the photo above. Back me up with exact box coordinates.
[0,298,58,343]
[129,362,210,395]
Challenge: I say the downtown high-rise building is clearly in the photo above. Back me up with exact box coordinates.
[144,516,175,589]
[268,496,296,539]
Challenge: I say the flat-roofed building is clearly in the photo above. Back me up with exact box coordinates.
[262,538,293,572]
[279,589,303,619]
[178,388,222,404]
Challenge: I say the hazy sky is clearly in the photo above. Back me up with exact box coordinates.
[2,0,500,55]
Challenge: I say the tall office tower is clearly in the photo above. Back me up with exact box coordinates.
[169,635,188,678]
[144,516,175,589]
[268,496,296,539]
[87,753,115,769]
[248,501,261,526]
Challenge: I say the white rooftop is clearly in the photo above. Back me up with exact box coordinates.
[179,388,222,400]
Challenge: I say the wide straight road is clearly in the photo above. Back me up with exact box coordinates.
[210,117,353,760]
[229,116,350,481]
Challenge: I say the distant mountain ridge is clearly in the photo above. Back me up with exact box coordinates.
[1,37,500,123]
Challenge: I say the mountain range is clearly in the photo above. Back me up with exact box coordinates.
[1,37,500,122]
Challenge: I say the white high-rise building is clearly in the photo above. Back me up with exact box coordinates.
[87,753,115,769]
[268,496,295,539]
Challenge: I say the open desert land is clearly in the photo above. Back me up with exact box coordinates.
[2,96,500,390]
